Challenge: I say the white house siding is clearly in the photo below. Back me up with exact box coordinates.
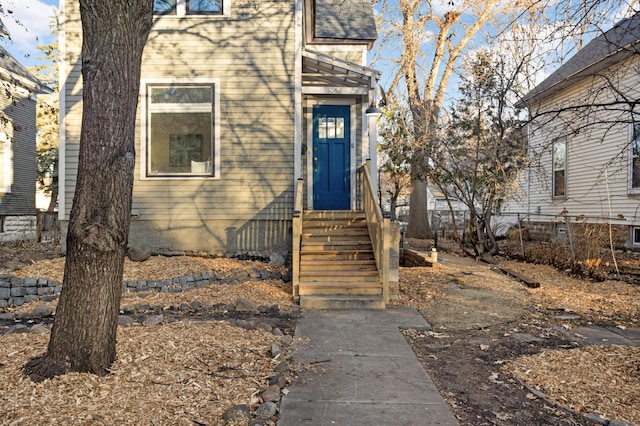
[0,89,37,216]
[61,0,296,256]
[503,55,640,244]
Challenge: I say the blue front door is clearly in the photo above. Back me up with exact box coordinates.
[313,105,350,210]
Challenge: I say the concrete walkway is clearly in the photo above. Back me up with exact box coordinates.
[278,307,459,426]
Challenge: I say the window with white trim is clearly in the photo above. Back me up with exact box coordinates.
[629,122,640,190]
[154,0,226,16]
[552,139,566,197]
[0,130,12,193]
[143,82,219,178]
[632,226,640,245]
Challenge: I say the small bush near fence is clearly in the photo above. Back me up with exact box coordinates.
[499,221,635,281]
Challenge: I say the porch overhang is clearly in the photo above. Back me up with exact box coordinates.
[302,49,381,96]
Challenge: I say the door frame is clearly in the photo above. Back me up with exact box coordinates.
[306,98,356,210]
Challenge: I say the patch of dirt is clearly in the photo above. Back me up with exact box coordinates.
[395,240,640,425]
[0,240,60,272]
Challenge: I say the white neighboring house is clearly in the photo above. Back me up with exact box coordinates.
[503,11,640,248]
[0,45,51,241]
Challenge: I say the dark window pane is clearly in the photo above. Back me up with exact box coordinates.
[148,112,213,176]
[187,0,223,13]
[634,228,640,244]
[154,0,177,14]
[633,158,640,188]
[554,170,565,197]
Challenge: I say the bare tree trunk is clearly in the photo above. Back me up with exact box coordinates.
[405,179,434,239]
[25,0,153,380]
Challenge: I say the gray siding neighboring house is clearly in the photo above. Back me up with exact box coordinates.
[59,0,380,257]
[503,12,640,247]
[0,45,51,241]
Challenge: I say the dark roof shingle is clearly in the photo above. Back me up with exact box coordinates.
[0,44,50,93]
[314,0,377,43]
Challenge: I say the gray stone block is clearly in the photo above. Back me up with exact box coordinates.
[41,295,58,302]
[0,299,7,308]
[0,288,10,299]
[118,315,135,327]
[143,314,164,327]
[24,278,37,287]
[32,305,54,317]
[127,246,152,262]
[10,287,26,297]
[255,402,277,420]
[25,287,37,295]
[10,278,24,288]
[24,295,38,303]
[37,278,48,286]
[12,296,25,306]
[37,287,53,296]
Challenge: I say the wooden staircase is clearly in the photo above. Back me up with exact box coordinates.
[297,210,385,309]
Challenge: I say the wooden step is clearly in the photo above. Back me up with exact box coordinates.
[300,259,377,270]
[300,251,375,261]
[303,210,366,219]
[299,282,383,296]
[299,295,385,310]
[303,221,368,229]
[301,241,372,250]
[302,227,369,237]
[299,270,380,282]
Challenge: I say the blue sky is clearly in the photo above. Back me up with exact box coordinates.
[1,0,59,68]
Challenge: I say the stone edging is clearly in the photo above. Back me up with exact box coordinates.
[0,266,286,309]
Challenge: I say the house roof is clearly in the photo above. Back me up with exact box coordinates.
[519,11,640,107]
[313,0,377,45]
[0,45,52,94]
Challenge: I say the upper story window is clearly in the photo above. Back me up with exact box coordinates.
[142,80,220,179]
[552,139,566,198]
[153,0,177,14]
[188,0,222,14]
[154,0,226,16]
[629,122,640,192]
[0,130,12,193]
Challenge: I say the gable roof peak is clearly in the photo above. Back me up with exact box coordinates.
[519,10,640,107]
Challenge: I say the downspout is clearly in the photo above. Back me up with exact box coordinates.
[293,0,303,184]
[58,0,67,222]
